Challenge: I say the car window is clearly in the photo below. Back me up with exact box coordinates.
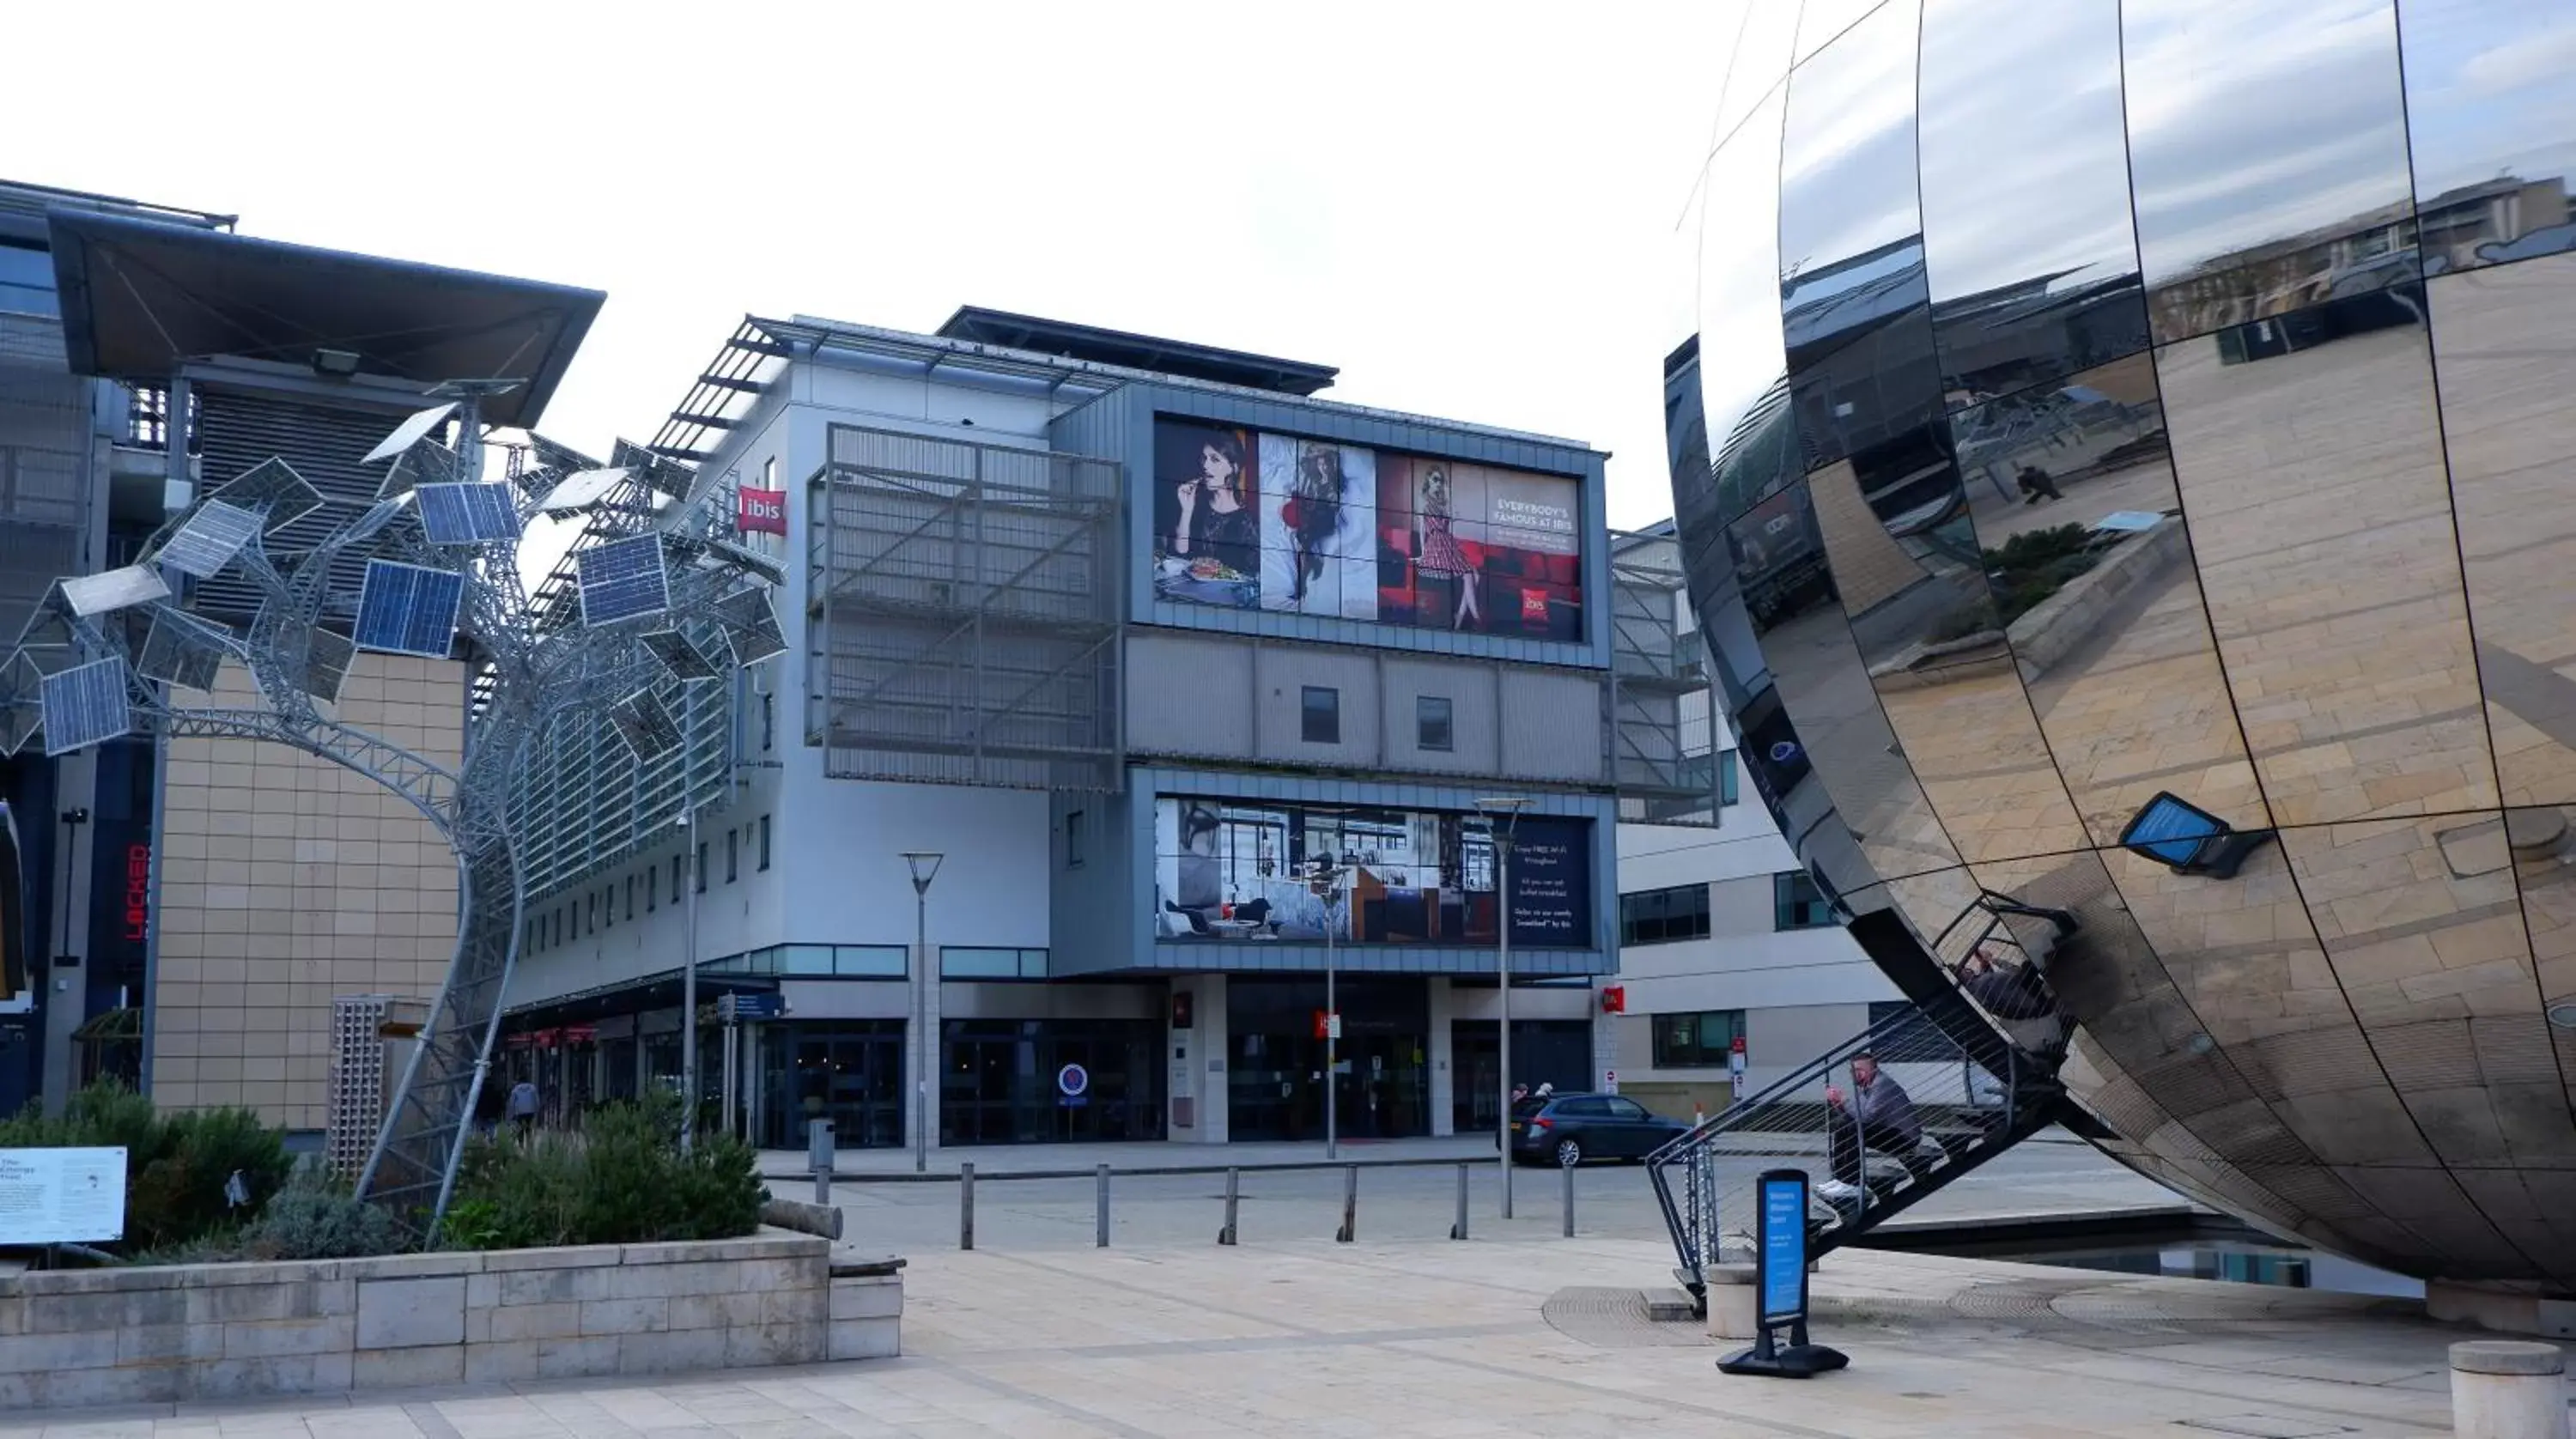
[1557,1096,1613,1118]
[1606,1097,1651,1121]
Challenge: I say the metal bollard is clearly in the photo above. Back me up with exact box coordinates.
[1335,1164,1358,1243]
[1218,1167,1239,1246]
[960,1162,975,1252]
[1096,1163,1111,1248]
[1562,1161,1576,1238]
[1449,1162,1469,1241]
[812,1167,829,1207]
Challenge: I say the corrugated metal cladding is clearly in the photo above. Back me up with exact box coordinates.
[0,312,91,642]
[192,388,412,624]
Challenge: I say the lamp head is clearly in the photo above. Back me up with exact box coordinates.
[902,851,944,893]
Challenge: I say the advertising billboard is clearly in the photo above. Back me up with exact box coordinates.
[1150,419,1584,641]
[1151,797,1593,949]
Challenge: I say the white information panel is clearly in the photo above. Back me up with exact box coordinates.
[0,1146,127,1244]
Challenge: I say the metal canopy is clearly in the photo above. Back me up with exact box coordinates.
[45,210,603,428]
[936,305,1339,396]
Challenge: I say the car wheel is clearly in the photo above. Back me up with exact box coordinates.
[1554,1137,1583,1169]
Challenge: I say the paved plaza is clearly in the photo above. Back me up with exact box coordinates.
[11,1223,2545,1438]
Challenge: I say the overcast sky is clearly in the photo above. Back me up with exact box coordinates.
[3,1,1733,531]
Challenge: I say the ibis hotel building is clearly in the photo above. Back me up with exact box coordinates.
[499,309,1708,1152]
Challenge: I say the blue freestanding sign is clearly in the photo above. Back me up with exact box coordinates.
[1718,1168,1850,1379]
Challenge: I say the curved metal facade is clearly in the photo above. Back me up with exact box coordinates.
[1669,0,2576,1287]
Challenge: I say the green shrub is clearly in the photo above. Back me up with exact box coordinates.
[0,1080,293,1254]
[239,1164,404,1260]
[441,1090,762,1250]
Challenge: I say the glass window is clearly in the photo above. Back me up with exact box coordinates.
[2122,0,2416,343]
[0,242,59,319]
[835,945,908,978]
[586,893,597,933]
[647,871,657,913]
[1918,0,2148,404]
[726,828,739,883]
[625,876,635,921]
[696,841,708,894]
[762,456,776,489]
[1066,810,1086,869]
[1652,1010,1744,1067]
[1417,695,1454,752]
[761,690,775,752]
[1301,686,1340,744]
[1719,750,1739,806]
[2400,0,2576,274]
[671,855,683,900]
[1605,1096,1652,1122]
[1773,871,1836,930]
[758,815,772,871]
[1619,883,1712,946]
[940,947,1048,980]
[776,945,835,976]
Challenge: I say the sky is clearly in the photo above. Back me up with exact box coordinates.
[2,0,1734,531]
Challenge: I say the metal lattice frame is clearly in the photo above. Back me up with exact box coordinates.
[1608,528,1719,823]
[0,397,777,1236]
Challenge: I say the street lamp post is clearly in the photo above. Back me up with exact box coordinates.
[1312,860,1356,1161]
[902,853,944,1175]
[679,808,699,1155]
[1477,798,1531,1219]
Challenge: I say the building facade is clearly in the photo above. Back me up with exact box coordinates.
[1669,0,2576,1291]
[498,310,1703,1151]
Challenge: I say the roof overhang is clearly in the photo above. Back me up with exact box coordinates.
[46,209,604,428]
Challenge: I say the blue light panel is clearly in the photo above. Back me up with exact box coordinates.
[40,656,132,757]
[416,483,522,544]
[576,535,670,628]
[353,560,465,659]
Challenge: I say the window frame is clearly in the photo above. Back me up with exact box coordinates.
[696,841,709,894]
[1650,1009,1745,1068]
[1773,871,1835,931]
[757,815,772,871]
[726,828,740,883]
[1300,685,1340,744]
[1416,694,1455,752]
[1619,883,1713,946]
[1066,809,1086,869]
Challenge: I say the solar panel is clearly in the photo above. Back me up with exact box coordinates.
[678,534,786,587]
[641,628,722,683]
[536,467,630,513]
[354,561,465,659]
[206,458,325,534]
[61,566,172,617]
[283,623,355,702]
[40,656,132,756]
[576,536,669,628]
[415,483,522,544]
[380,440,467,500]
[609,690,683,763]
[156,500,264,579]
[137,609,240,691]
[341,494,415,548]
[612,439,696,500]
[361,402,459,464]
[715,586,787,665]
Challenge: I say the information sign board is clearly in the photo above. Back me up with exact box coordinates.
[0,1146,126,1244]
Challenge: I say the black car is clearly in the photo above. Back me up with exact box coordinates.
[1507,1092,1692,1167]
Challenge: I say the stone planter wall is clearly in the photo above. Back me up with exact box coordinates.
[0,1229,902,1410]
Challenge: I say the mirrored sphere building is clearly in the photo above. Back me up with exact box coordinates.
[1667,0,2576,1290]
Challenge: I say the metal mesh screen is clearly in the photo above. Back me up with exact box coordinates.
[810,422,1121,792]
[0,313,91,645]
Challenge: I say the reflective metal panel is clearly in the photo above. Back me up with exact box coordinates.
[2397,0,2576,274]
[2122,0,2419,343]
[1699,86,1796,531]
[1705,0,1802,159]
[2154,293,2496,827]
[1918,0,2148,403]
[2425,254,2576,807]
[1953,354,2269,844]
[1777,0,1938,472]
[1795,0,1888,62]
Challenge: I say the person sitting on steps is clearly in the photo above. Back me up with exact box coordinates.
[1816,1052,1920,1202]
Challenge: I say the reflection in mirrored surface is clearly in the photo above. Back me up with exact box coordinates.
[2503,807,2576,1229]
[1950,355,2269,844]
[2425,253,2576,808]
[1705,0,1802,162]
[1700,87,1796,531]
[1795,0,1887,63]
[1778,0,1938,472]
[1918,0,2148,404]
[2154,288,2495,827]
[2122,0,2418,343]
[2397,0,2576,274]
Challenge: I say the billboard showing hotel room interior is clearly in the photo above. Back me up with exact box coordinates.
[1149,419,1585,641]
[1151,797,1593,950]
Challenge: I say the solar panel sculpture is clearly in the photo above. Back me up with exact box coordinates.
[0,398,787,1235]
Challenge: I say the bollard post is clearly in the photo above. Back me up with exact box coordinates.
[807,1116,835,1206]
[1562,1161,1576,1238]
[812,1167,829,1207]
[1449,1162,1469,1241]
[1335,1164,1358,1243]
[1218,1167,1239,1246]
[960,1162,975,1252]
[1096,1163,1111,1248]
[2450,1341,2567,1439]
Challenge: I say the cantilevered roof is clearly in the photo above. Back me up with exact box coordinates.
[46,209,603,428]
[936,305,1337,396]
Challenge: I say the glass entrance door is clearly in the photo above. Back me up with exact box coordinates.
[762,1023,907,1149]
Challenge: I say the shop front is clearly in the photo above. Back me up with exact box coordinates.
[1225,975,1432,1141]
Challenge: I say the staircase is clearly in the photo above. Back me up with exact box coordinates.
[1646,893,2078,1307]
